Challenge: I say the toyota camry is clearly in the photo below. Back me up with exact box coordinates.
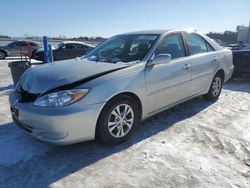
[9,29,234,145]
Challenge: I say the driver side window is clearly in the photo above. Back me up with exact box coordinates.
[65,44,75,49]
[8,42,17,47]
[155,33,185,59]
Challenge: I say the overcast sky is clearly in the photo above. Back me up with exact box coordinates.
[1,0,250,37]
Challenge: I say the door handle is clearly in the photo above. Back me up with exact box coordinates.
[183,64,191,70]
[212,56,218,62]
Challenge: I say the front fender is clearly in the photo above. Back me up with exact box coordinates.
[76,65,148,119]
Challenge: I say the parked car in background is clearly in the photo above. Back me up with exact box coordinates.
[232,44,250,77]
[9,29,234,145]
[0,40,41,59]
[225,43,246,50]
[32,41,94,61]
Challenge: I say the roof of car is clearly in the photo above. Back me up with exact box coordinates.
[62,41,88,44]
[16,40,39,43]
[122,30,170,35]
[121,29,197,35]
[61,41,94,47]
[120,29,222,51]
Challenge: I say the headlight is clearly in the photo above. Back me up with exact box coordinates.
[33,89,89,107]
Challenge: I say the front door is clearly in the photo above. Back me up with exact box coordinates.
[145,33,191,113]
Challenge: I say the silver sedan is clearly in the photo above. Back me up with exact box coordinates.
[9,29,234,145]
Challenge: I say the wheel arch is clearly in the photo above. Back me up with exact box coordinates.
[0,49,8,57]
[94,91,143,138]
[215,69,225,83]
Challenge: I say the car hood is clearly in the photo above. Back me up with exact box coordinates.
[19,59,129,94]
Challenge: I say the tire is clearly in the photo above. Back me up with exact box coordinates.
[0,51,6,60]
[96,95,140,145]
[203,73,223,101]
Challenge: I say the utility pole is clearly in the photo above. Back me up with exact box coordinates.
[43,36,49,63]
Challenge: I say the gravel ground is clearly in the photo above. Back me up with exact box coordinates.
[0,60,249,188]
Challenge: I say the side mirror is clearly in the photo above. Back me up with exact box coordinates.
[148,54,171,66]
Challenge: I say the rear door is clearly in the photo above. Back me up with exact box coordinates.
[183,33,217,96]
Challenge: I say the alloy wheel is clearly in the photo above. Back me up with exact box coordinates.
[212,77,222,97]
[108,104,134,138]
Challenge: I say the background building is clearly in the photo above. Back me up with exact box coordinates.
[237,25,250,44]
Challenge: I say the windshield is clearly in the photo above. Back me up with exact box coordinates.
[84,34,159,63]
[57,43,64,48]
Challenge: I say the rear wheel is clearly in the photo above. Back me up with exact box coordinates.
[96,95,140,145]
[203,74,223,101]
[0,51,6,60]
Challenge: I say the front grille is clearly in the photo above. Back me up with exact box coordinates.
[17,87,39,103]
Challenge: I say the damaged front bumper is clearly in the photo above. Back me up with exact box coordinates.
[9,92,104,145]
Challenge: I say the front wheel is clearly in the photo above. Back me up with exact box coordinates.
[203,74,223,101]
[96,95,140,145]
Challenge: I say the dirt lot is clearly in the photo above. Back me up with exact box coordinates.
[0,60,250,188]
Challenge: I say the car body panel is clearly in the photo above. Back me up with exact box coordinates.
[9,29,234,144]
[233,49,250,76]
[18,59,128,94]
[145,57,191,113]
[189,52,218,95]
[0,41,41,57]
[9,92,105,144]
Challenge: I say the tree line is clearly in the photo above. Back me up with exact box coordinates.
[0,31,238,44]
[0,35,11,39]
[206,31,237,44]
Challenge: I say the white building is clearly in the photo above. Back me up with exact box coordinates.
[237,25,250,44]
